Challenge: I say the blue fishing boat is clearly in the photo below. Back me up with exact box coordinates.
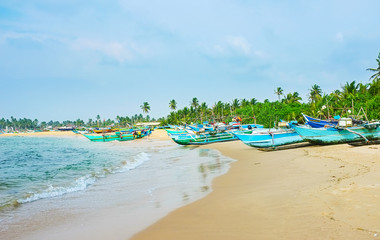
[293,119,380,144]
[170,131,239,145]
[233,125,304,149]
[302,113,338,128]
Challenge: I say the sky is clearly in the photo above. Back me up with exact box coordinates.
[0,0,379,122]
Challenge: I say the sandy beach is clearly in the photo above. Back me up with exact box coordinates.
[132,139,380,240]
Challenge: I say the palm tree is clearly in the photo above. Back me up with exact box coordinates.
[140,102,151,114]
[169,99,177,111]
[181,107,190,123]
[214,101,224,122]
[241,98,249,108]
[249,98,257,105]
[231,99,240,115]
[96,115,101,127]
[190,97,199,109]
[274,87,284,101]
[308,84,322,103]
[199,102,208,123]
[341,81,358,99]
[283,92,302,104]
[367,52,380,82]
[292,92,302,104]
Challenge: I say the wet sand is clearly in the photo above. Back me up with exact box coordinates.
[132,141,380,240]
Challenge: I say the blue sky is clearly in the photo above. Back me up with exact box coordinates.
[0,0,379,122]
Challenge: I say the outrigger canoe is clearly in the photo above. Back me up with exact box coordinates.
[83,131,145,142]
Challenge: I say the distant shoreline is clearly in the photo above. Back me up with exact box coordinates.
[0,131,77,137]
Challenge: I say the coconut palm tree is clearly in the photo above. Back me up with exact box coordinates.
[292,92,302,104]
[274,87,284,101]
[181,107,190,123]
[169,99,177,111]
[140,102,151,114]
[215,101,224,121]
[308,84,322,103]
[241,98,249,108]
[231,99,240,115]
[96,114,101,127]
[190,97,199,109]
[283,92,302,104]
[249,98,257,105]
[199,102,208,123]
[367,52,380,82]
[341,81,358,99]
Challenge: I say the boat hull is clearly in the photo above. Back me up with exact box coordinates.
[171,132,238,145]
[293,125,380,144]
[234,130,303,148]
[83,133,136,142]
[302,113,338,128]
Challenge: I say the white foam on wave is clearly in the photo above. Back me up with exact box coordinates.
[18,175,96,204]
[114,152,151,173]
[16,152,151,205]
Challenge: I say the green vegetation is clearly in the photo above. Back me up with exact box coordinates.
[160,53,380,127]
[0,114,156,131]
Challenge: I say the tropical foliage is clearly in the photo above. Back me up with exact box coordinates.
[160,53,380,127]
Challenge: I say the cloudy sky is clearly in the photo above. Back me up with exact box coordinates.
[1,0,379,121]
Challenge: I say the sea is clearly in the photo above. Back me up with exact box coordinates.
[0,134,234,239]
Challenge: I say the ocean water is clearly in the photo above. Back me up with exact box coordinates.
[0,134,233,239]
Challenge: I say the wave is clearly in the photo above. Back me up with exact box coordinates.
[18,175,96,204]
[13,152,151,206]
[114,152,151,173]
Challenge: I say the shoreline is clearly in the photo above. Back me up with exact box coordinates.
[0,131,77,137]
[131,141,380,240]
[1,130,234,240]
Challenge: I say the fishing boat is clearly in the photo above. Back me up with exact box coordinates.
[92,128,119,134]
[166,129,193,136]
[58,126,75,131]
[302,113,339,128]
[233,121,304,148]
[293,118,380,145]
[83,130,147,142]
[170,131,239,145]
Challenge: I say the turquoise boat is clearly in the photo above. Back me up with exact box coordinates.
[170,131,240,145]
[83,131,144,142]
[166,129,192,135]
[233,128,304,148]
[293,122,380,145]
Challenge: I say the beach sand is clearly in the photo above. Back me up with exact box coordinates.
[131,141,380,240]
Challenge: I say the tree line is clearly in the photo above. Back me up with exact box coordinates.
[159,53,380,127]
[0,114,155,131]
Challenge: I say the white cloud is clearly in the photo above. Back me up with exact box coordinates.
[226,36,251,55]
[0,32,64,44]
[201,36,266,59]
[72,39,133,62]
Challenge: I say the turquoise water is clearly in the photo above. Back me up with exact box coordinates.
[0,135,233,239]
[0,136,151,209]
